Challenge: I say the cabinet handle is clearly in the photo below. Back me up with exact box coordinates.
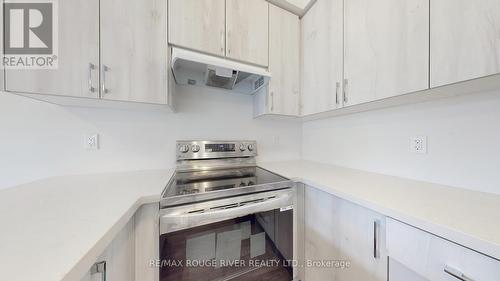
[343,79,349,104]
[88,63,96,94]
[220,30,225,55]
[373,220,380,259]
[270,91,274,112]
[444,265,474,281]
[101,65,110,96]
[335,82,340,105]
[227,31,231,55]
[91,261,107,281]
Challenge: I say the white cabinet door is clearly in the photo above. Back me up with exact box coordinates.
[300,0,343,115]
[267,4,300,116]
[304,186,339,280]
[387,218,500,281]
[80,217,135,281]
[100,0,168,104]
[304,186,387,281]
[168,0,226,57]
[344,0,429,106]
[431,0,500,87]
[135,204,160,281]
[4,0,100,98]
[226,0,269,66]
[334,197,387,281]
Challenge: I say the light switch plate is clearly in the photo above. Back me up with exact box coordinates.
[85,134,99,150]
[410,136,427,154]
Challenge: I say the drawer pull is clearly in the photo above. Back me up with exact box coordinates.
[444,265,474,281]
[373,220,380,259]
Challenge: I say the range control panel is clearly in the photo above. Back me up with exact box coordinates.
[176,140,257,160]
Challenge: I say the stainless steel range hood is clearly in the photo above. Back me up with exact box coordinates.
[170,47,271,94]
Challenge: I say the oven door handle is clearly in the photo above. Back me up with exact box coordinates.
[160,193,293,234]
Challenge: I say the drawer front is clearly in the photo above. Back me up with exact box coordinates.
[386,218,500,281]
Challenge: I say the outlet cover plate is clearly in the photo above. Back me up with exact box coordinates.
[85,134,99,150]
[411,136,427,154]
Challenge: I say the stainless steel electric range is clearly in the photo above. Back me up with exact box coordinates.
[159,140,296,281]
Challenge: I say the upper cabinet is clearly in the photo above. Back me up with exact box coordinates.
[3,0,171,106]
[430,0,500,87]
[168,0,226,57]
[4,0,100,99]
[168,0,269,67]
[100,0,168,104]
[268,5,300,116]
[301,0,343,116]
[226,0,269,67]
[254,4,300,117]
[343,0,429,106]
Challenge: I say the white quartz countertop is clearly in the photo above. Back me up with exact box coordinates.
[0,169,174,281]
[259,160,500,262]
[3,160,500,281]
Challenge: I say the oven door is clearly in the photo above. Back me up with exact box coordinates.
[159,189,294,281]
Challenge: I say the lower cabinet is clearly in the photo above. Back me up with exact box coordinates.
[80,203,159,281]
[304,185,387,281]
[387,218,500,281]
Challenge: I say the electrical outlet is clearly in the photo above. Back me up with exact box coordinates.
[273,136,280,145]
[410,136,427,154]
[85,134,99,150]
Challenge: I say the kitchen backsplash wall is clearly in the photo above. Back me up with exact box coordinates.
[0,86,302,190]
[302,90,500,195]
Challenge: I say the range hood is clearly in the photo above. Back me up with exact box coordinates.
[171,47,271,94]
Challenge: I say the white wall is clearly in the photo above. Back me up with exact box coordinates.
[0,86,302,189]
[303,90,500,195]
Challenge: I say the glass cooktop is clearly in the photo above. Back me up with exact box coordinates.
[161,166,291,206]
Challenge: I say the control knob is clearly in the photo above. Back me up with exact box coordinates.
[239,144,246,151]
[191,144,200,153]
[179,144,190,153]
[247,144,254,151]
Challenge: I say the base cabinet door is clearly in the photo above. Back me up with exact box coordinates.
[334,197,387,281]
[80,217,136,281]
[4,0,100,98]
[387,218,500,281]
[300,0,343,115]
[100,0,168,104]
[80,204,159,281]
[344,0,429,106]
[304,185,339,280]
[431,0,500,87]
[304,186,387,281]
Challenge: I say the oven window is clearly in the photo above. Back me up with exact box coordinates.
[159,210,293,281]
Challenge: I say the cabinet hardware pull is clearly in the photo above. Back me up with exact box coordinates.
[343,79,348,104]
[91,261,107,281]
[88,63,96,94]
[335,82,340,105]
[270,91,274,112]
[221,30,225,55]
[101,65,110,96]
[444,265,474,281]
[227,31,230,55]
[373,220,380,259]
